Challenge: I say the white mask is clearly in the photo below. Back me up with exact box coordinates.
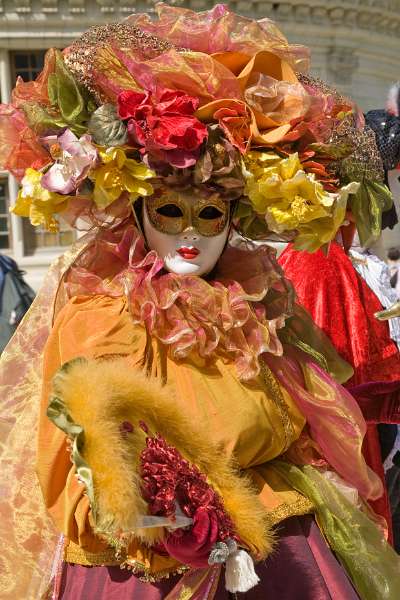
[142,190,230,277]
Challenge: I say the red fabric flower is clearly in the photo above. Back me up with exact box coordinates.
[163,507,219,568]
[140,432,236,545]
[126,119,147,146]
[147,115,208,151]
[117,90,153,121]
[117,88,208,168]
[156,88,199,116]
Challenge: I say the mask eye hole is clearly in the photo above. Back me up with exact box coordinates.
[156,204,183,218]
[198,206,224,220]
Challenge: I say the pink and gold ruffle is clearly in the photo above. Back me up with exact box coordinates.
[65,223,287,381]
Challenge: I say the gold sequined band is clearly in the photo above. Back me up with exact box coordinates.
[120,562,189,583]
[64,541,120,566]
[64,540,189,582]
[259,360,295,451]
[64,23,184,102]
[266,494,314,527]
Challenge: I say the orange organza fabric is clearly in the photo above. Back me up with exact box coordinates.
[0,242,87,600]
[0,104,50,179]
[127,3,310,71]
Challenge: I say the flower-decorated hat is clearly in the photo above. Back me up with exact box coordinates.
[0,3,393,251]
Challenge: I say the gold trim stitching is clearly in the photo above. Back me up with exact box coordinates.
[63,541,189,581]
[259,360,295,451]
[121,561,190,583]
[266,494,314,527]
[64,542,120,566]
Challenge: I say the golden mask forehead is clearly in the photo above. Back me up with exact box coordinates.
[148,186,227,213]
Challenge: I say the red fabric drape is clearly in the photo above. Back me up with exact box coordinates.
[279,241,400,543]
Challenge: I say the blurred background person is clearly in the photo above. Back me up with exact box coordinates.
[350,236,400,350]
[388,247,400,297]
[0,254,35,353]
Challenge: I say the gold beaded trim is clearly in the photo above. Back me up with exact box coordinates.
[296,73,347,104]
[266,494,314,527]
[64,541,120,566]
[259,360,295,452]
[64,540,190,581]
[120,560,189,583]
[64,22,184,102]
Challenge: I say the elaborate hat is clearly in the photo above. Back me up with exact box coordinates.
[0,3,393,251]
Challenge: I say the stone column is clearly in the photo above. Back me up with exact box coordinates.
[0,48,24,259]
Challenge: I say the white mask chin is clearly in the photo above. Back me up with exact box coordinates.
[143,206,229,277]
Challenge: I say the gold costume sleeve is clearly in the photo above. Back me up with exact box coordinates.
[36,295,135,552]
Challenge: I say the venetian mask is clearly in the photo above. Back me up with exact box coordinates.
[143,188,230,276]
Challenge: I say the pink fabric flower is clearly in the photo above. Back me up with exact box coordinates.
[41,129,98,194]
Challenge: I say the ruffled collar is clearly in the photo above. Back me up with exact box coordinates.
[64,223,293,380]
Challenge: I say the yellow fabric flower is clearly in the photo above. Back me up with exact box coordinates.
[294,182,359,252]
[11,168,70,231]
[244,151,359,251]
[91,147,155,208]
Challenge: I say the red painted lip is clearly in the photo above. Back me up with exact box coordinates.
[177,247,200,259]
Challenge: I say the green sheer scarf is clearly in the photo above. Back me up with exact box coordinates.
[273,461,400,600]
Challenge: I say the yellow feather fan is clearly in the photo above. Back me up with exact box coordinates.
[49,356,273,560]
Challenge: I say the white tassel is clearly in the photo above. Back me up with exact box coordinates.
[225,548,260,593]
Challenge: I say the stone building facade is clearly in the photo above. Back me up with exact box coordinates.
[0,0,399,288]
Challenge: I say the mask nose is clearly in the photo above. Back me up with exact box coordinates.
[180,226,199,242]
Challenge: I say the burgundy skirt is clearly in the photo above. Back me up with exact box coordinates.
[57,516,359,599]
